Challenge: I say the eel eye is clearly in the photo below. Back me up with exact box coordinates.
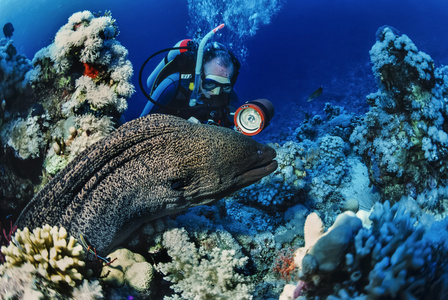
[171,179,185,191]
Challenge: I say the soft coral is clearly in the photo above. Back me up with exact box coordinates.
[83,62,99,79]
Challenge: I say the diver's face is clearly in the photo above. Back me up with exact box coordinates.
[201,58,234,99]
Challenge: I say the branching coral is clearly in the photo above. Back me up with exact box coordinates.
[0,264,103,300]
[0,224,88,287]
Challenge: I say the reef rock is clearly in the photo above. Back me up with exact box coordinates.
[350,26,448,213]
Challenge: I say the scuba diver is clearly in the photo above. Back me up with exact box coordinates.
[139,24,274,136]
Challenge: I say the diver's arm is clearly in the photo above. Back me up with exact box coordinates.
[140,73,180,117]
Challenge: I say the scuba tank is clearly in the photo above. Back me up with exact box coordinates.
[146,39,193,96]
[140,39,195,116]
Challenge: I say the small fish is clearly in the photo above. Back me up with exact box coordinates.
[307,85,323,102]
[3,22,14,38]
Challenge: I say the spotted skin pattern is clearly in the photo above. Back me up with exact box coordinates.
[16,114,277,253]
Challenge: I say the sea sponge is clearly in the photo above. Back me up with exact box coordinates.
[0,224,88,287]
[293,212,325,270]
[101,247,153,293]
[305,212,361,273]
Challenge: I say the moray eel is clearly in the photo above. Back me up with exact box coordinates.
[15,114,277,253]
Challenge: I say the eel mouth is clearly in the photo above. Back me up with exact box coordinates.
[242,159,278,183]
[236,146,278,187]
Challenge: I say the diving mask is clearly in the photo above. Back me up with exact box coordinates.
[202,74,233,94]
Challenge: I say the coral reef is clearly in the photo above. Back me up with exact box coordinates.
[0,38,32,111]
[234,140,308,208]
[0,264,103,300]
[71,280,104,300]
[0,10,134,222]
[157,227,254,300]
[1,109,50,160]
[0,224,88,287]
[235,130,377,221]
[3,13,448,300]
[281,201,448,299]
[0,38,36,218]
[350,26,448,210]
[24,10,135,175]
[295,103,358,143]
[0,225,105,299]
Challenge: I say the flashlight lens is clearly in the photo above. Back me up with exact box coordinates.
[238,108,261,132]
[234,99,273,136]
[247,114,256,123]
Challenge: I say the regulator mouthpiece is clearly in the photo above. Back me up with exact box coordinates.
[234,99,274,136]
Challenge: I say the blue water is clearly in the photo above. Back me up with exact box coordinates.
[2,0,448,123]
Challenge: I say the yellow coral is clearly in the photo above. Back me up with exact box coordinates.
[1,224,88,287]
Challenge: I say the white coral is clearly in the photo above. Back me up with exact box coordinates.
[158,228,253,300]
[71,279,103,300]
[67,114,114,160]
[1,114,49,160]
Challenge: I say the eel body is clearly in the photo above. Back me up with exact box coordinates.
[16,114,277,253]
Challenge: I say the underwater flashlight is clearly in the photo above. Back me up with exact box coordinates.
[234,99,274,136]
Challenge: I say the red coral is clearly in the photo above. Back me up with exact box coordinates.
[272,247,298,281]
[0,220,17,263]
[73,22,82,30]
[83,63,99,79]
